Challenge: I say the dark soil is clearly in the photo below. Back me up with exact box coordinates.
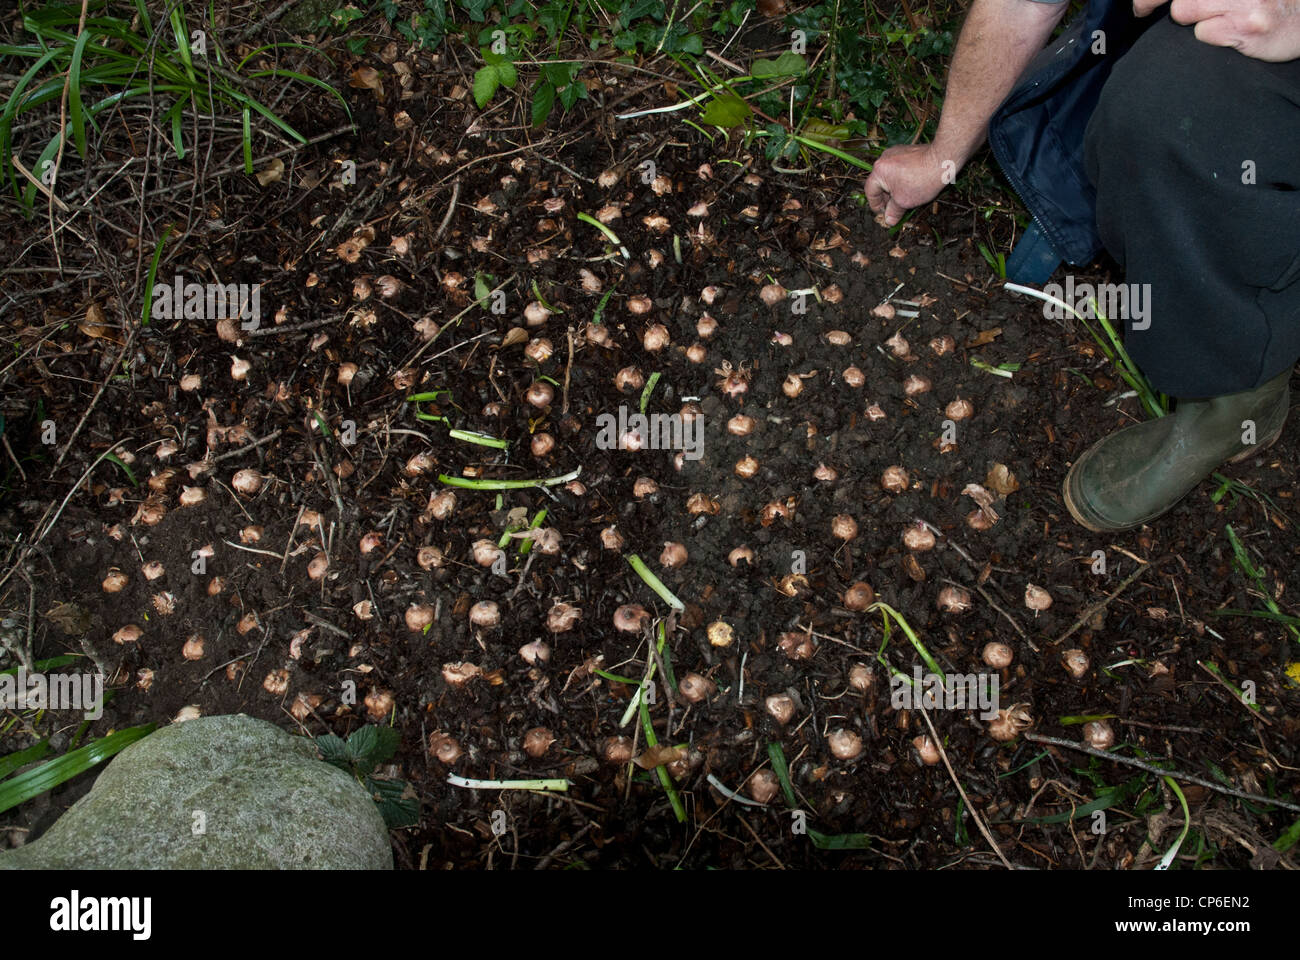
[2,21,1298,871]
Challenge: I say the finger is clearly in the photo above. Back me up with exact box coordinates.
[1132,0,1170,17]
[1168,0,1233,26]
[865,173,890,214]
[1191,14,1245,50]
[884,197,907,227]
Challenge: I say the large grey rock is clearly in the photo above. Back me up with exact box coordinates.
[1,714,392,870]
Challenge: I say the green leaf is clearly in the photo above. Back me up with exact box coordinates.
[496,60,517,89]
[808,829,871,850]
[315,733,351,767]
[472,65,499,108]
[752,51,806,78]
[0,740,51,781]
[531,80,555,128]
[699,92,751,129]
[368,776,420,828]
[369,725,400,764]
[558,79,587,111]
[347,724,380,762]
[0,724,155,815]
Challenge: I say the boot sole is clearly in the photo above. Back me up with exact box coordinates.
[1063,420,1286,533]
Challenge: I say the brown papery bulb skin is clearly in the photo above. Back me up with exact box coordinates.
[727,414,755,437]
[685,343,707,364]
[525,381,554,408]
[813,462,838,483]
[696,314,718,339]
[848,664,874,692]
[734,455,759,479]
[728,546,754,567]
[842,366,865,388]
[765,694,795,725]
[642,324,670,351]
[831,514,858,541]
[902,524,936,551]
[660,542,688,568]
[913,735,942,766]
[600,526,625,551]
[782,374,804,398]
[613,604,650,633]
[936,585,972,613]
[1062,648,1090,679]
[827,728,863,761]
[881,466,909,494]
[530,433,556,457]
[678,672,716,704]
[614,366,645,392]
[982,642,1014,669]
[1083,720,1114,750]
[843,582,875,611]
[748,770,780,805]
[468,601,500,627]
[524,727,555,758]
[546,602,582,633]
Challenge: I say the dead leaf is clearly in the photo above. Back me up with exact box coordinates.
[79,302,110,340]
[499,327,528,348]
[985,463,1020,497]
[349,65,384,100]
[255,157,284,187]
[45,601,92,636]
[633,744,685,770]
[902,553,926,582]
[965,327,1003,348]
[962,483,1000,523]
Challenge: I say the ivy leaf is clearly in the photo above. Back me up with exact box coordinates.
[699,92,752,129]
[752,51,807,78]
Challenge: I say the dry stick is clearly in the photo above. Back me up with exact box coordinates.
[1196,660,1272,727]
[1023,732,1300,814]
[433,179,461,243]
[191,429,283,470]
[49,327,137,474]
[917,704,1016,869]
[973,582,1037,653]
[249,315,344,337]
[561,327,575,415]
[1052,562,1150,647]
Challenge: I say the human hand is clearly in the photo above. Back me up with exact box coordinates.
[1133,0,1300,62]
[864,144,953,227]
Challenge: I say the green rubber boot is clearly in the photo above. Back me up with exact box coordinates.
[1063,369,1292,532]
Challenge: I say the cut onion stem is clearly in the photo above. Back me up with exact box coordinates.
[625,553,685,611]
[446,774,570,792]
[438,466,580,490]
[448,429,508,449]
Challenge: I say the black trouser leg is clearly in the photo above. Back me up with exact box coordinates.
[1083,14,1300,398]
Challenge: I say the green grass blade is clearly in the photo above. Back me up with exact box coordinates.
[141,222,173,326]
[66,28,93,158]
[0,723,155,815]
[0,740,51,781]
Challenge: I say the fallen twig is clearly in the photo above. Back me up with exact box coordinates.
[1023,732,1300,813]
[1052,561,1150,646]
